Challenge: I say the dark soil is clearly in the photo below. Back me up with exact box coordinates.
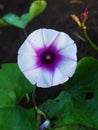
[0,0,98,106]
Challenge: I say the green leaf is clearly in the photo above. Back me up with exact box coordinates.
[0,64,38,130]
[49,124,94,130]
[2,13,29,29]
[0,63,34,107]
[64,56,98,99]
[40,92,97,130]
[0,19,9,27]
[29,0,47,21]
[0,106,38,130]
[0,0,47,28]
[40,57,98,129]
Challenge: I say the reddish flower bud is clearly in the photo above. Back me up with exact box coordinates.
[81,7,88,22]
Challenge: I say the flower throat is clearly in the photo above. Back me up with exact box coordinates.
[41,50,55,65]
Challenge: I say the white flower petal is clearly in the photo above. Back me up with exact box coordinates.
[18,40,36,56]
[59,43,77,60]
[22,68,41,85]
[37,67,68,88]
[18,54,38,72]
[58,59,77,78]
[41,28,59,46]
[56,32,75,50]
[27,29,45,49]
[52,67,69,86]
[36,69,52,88]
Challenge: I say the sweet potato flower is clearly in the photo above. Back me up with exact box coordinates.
[17,28,77,88]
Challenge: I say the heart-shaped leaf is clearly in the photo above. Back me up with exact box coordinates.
[29,0,47,21]
[0,0,47,28]
[40,57,98,129]
[0,63,38,130]
[2,13,29,29]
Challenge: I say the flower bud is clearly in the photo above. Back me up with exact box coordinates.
[39,119,50,130]
[71,14,81,27]
[81,7,88,22]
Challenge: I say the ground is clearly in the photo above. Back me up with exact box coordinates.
[0,0,98,105]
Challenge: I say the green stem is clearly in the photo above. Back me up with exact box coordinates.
[32,87,48,120]
[23,28,28,38]
[25,93,30,103]
[32,87,37,107]
[83,29,98,51]
[35,106,47,120]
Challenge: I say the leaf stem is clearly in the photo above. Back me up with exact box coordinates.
[83,29,98,51]
[35,106,47,120]
[23,28,28,38]
[32,87,48,120]
[25,93,30,103]
[32,87,37,107]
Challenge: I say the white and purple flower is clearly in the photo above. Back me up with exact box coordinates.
[17,28,77,88]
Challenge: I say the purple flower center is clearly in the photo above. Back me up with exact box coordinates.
[41,50,55,65]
